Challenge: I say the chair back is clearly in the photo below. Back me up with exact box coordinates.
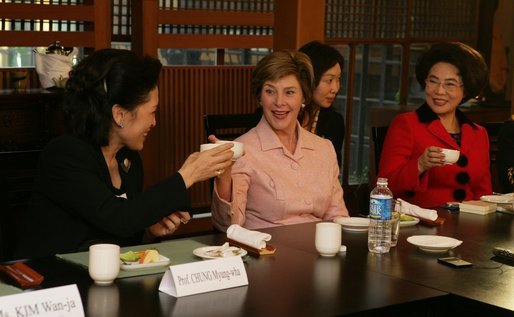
[203,113,260,140]
[480,122,504,193]
[370,126,389,180]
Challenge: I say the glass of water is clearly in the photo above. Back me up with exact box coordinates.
[391,200,401,247]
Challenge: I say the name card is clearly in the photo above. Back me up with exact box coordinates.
[159,256,248,297]
[0,284,84,317]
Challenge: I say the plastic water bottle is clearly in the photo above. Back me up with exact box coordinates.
[368,177,393,253]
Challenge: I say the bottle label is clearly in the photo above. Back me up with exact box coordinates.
[369,197,392,220]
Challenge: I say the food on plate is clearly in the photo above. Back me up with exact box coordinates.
[400,215,416,222]
[205,242,243,257]
[120,249,160,264]
[120,250,142,262]
[140,249,160,264]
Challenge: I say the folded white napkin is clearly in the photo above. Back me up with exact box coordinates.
[397,198,438,221]
[227,224,271,249]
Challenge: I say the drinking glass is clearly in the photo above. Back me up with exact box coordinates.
[391,210,400,247]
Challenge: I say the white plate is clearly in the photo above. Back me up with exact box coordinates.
[400,217,420,227]
[480,194,513,204]
[333,217,369,232]
[120,255,171,271]
[407,235,462,253]
[193,246,248,259]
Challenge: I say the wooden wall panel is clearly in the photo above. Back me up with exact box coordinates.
[149,66,257,210]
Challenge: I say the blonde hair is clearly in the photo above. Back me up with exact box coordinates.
[251,50,314,106]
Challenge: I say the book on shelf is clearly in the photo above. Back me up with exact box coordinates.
[458,200,497,215]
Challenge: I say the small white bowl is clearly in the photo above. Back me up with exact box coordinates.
[200,141,244,160]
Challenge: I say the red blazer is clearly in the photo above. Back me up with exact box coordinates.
[378,104,492,208]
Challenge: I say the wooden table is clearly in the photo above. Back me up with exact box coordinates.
[264,209,514,315]
[6,209,514,317]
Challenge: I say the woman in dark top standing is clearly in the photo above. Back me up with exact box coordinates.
[15,49,233,259]
[299,41,346,168]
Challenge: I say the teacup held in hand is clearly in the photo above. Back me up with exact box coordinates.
[441,148,459,165]
[200,141,244,160]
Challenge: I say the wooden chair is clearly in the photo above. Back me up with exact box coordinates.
[370,126,389,182]
[480,121,505,193]
[203,113,260,140]
[202,113,260,209]
[0,150,42,261]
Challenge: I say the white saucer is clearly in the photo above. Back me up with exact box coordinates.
[193,246,248,259]
[407,235,462,253]
[120,255,171,271]
[333,217,369,232]
[480,194,513,204]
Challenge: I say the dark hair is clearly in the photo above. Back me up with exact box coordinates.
[299,41,344,88]
[415,42,488,102]
[63,49,162,146]
[251,50,314,106]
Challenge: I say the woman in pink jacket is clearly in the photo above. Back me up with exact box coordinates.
[211,50,349,231]
[378,42,492,208]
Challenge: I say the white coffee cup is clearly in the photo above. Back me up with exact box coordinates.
[88,244,120,285]
[200,141,244,160]
[315,222,342,257]
[441,148,460,165]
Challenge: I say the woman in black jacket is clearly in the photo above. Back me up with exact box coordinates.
[15,49,233,258]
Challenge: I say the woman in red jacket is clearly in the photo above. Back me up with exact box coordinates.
[378,42,492,208]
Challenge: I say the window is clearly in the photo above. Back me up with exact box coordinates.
[158,48,271,66]
[157,1,273,66]
[0,0,86,67]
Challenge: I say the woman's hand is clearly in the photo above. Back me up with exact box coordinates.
[207,135,234,201]
[147,211,191,238]
[417,146,445,174]
[214,162,233,201]
[178,138,234,188]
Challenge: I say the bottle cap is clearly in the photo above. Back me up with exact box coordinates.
[377,177,388,185]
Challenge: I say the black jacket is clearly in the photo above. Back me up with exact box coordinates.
[14,134,190,258]
[317,107,345,168]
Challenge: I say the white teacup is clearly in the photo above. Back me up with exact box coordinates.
[315,222,342,257]
[200,141,244,160]
[441,148,460,165]
[88,244,120,285]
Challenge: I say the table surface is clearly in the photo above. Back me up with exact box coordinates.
[5,209,514,317]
